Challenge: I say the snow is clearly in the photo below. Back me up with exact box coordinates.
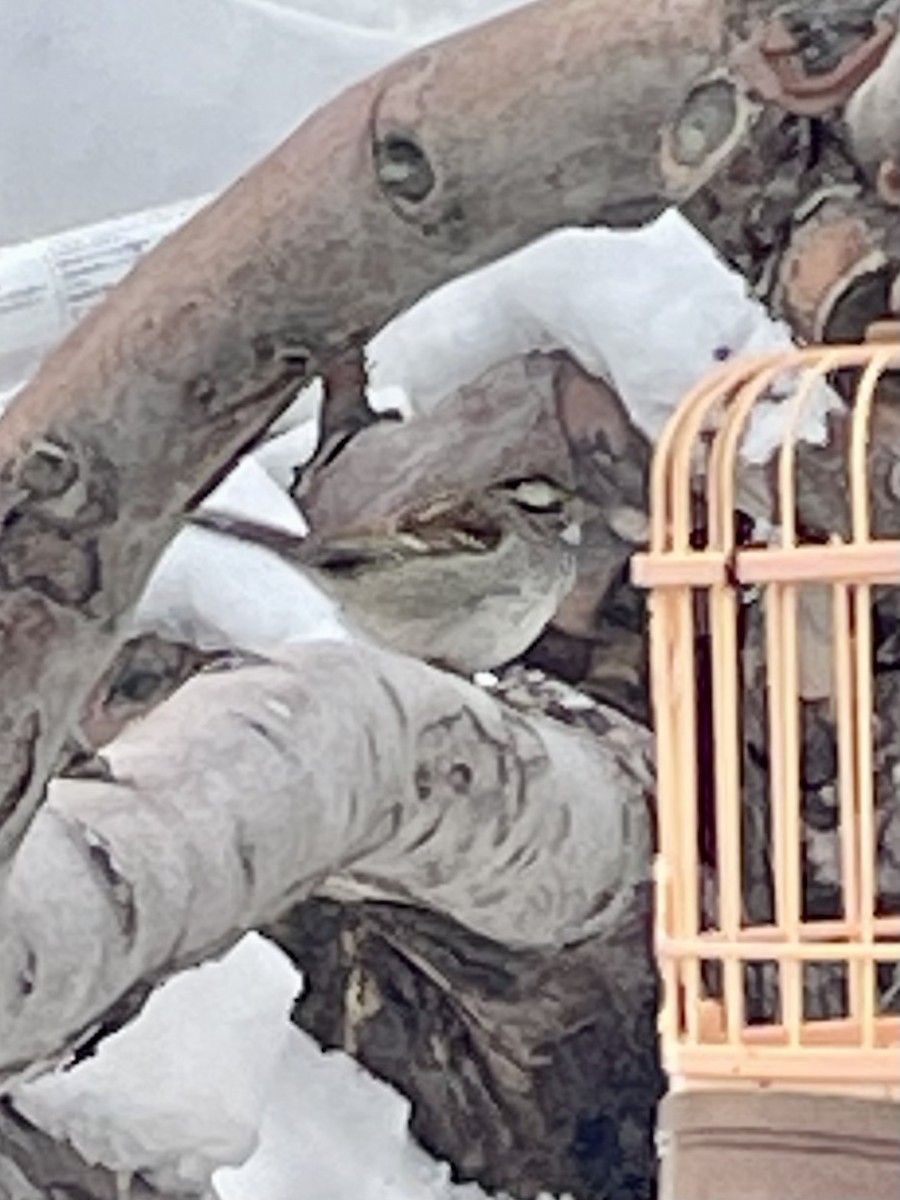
[132,456,362,655]
[13,934,300,1194]
[13,933,561,1200]
[368,209,841,461]
[215,1005,501,1200]
[0,0,411,245]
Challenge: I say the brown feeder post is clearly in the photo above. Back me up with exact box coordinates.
[632,332,900,1200]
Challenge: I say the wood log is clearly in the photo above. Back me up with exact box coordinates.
[0,642,653,1088]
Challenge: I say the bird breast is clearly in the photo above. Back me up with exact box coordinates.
[316,527,578,672]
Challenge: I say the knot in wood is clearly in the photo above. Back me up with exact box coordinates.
[669,79,739,168]
[660,72,761,199]
[0,510,101,607]
[374,132,435,203]
[877,159,900,207]
[414,707,512,814]
[19,439,79,499]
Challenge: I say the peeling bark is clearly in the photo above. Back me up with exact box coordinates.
[684,2,899,339]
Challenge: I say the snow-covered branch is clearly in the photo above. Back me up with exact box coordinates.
[0,641,652,1088]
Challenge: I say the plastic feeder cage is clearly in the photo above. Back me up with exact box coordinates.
[631,333,900,1200]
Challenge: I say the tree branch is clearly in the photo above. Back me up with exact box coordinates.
[0,0,725,867]
[0,641,652,1087]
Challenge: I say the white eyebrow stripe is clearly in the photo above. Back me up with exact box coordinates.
[507,480,564,508]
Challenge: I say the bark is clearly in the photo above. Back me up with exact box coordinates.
[0,0,726,868]
[264,670,664,1200]
[0,641,652,1089]
[267,895,663,1200]
[683,2,899,340]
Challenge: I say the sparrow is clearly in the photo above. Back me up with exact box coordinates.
[188,474,583,673]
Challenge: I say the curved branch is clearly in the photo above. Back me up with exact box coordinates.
[0,0,724,865]
[0,641,652,1087]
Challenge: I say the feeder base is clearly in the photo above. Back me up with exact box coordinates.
[658,1088,900,1200]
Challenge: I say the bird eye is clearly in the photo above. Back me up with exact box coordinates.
[502,477,568,514]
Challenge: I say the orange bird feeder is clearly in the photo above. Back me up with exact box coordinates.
[632,329,900,1199]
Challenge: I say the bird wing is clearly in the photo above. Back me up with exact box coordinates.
[189,495,502,575]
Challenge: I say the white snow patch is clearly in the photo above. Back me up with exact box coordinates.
[132,457,360,654]
[13,934,301,1193]
[369,209,841,460]
[216,1031,470,1200]
[14,933,567,1200]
